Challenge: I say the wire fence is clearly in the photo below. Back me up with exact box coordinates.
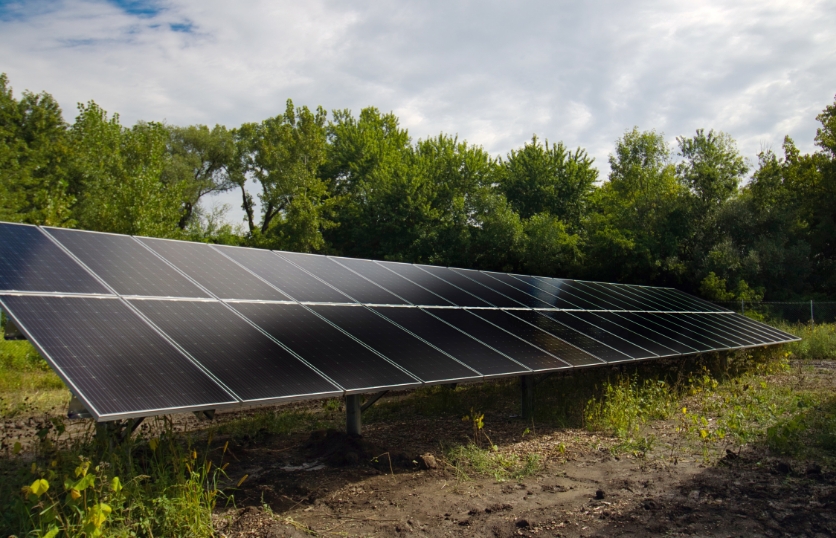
[711,300,836,324]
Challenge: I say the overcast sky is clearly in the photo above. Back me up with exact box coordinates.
[1,0,834,225]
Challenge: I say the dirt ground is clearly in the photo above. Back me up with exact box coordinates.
[212,413,836,537]
[3,362,835,537]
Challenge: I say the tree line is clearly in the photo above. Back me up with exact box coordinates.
[1,73,835,301]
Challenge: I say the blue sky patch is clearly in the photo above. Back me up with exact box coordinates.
[106,0,162,18]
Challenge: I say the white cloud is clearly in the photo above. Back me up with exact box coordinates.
[1,0,834,224]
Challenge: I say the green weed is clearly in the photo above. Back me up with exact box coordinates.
[445,444,540,482]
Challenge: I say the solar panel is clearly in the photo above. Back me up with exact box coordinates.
[508,310,633,363]
[468,309,602,367]
[603,284,676,312]
[378,261,491,307]
[308,305,476,383]
[0,223,110,295]
[0,220,799,424]
[215,246,350,303]
[372,306,528,376]
[453,269,555,308]
[571,281,640,310]
[0,295,235,418]
[46,228,209,298]
[130,299,341,402]
[332,257,452,306]
[540,311,657,359]
[427,309,565,372]
[728,313,796,342]
[419,265,523,307]
[480,272,568,309]
[279,252,407,305]
[531,277,603,310]
[229,302,422,390]
[596,312,701,354]
[567,311,681,356]
[687,313,764,346]
[137,238,289,301]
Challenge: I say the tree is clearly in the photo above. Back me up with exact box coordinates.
[69,102,183,237]
[586,128,687,284]
[0,73,73,226]
[235,100,330,251]
[162,124,240,230]
[497,135,597,229]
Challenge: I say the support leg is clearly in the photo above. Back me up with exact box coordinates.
[346,394,362,436]
[520,375,535,421]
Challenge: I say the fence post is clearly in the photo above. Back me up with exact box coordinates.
[741,299,745,314]
[811,299,814,325]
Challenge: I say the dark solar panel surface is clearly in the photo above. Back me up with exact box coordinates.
[730,313,795,342]
[532,277,603,310]
[469,309,601,367]
[606,284,674,311]
[131,300,339,401]
[215,246,350,303]
[541,311,656,359]
[568,311,681,356]
[482,271,558,308]
[379,262,490,307]
[662,314,741,348]
[310,305,474,383]
[689,313,762,345]
[0,295,234,416]
[230,302,420,390]
[420,265,522,307]
[598,312,701,354]
[374,307,526,376]
[572,282,639,310]
[453,269,554,308]
[0,223,110,294]
[47,228,208,298]
[334,257,452,306]
[576,282,656,310]
[138,238,288,301]
[428,309,560,372]
[0,221,798,421]
[508,310,631,363]
[279,253,407,305]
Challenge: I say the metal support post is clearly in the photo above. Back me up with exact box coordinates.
[346,394,362,436]
[520,375,535,421]
[811,299,815,325]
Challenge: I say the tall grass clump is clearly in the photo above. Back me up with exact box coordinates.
[779,322,836,361]
[584,375,677,438]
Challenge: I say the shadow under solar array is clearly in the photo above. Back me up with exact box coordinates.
[0,222,800,421]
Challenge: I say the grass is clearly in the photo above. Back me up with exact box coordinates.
[445,443,541,482]
[0,339,68,419]
[779,321,836,360]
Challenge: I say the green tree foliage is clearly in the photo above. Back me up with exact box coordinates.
[69,102,183,237]
[0,74,73,225]
[1,73,835,302]
[236,100,330,251]
[163,124,240,230]
[498,135,597,228]
[587,128,687,284]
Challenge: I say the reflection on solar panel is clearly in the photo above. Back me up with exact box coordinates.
[309,305,476,383]
[138,238,289,301]
[0,223,110,295]
[46,228,208,298]
[229,302,421,391]
[279,252,407,305]
[130,299,340,402]
[0,221,800,422]
[0,295,234,418]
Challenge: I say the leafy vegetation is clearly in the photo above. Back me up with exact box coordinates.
[2,73,836,301]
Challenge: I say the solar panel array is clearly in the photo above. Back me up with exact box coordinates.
[0,222,799,421]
